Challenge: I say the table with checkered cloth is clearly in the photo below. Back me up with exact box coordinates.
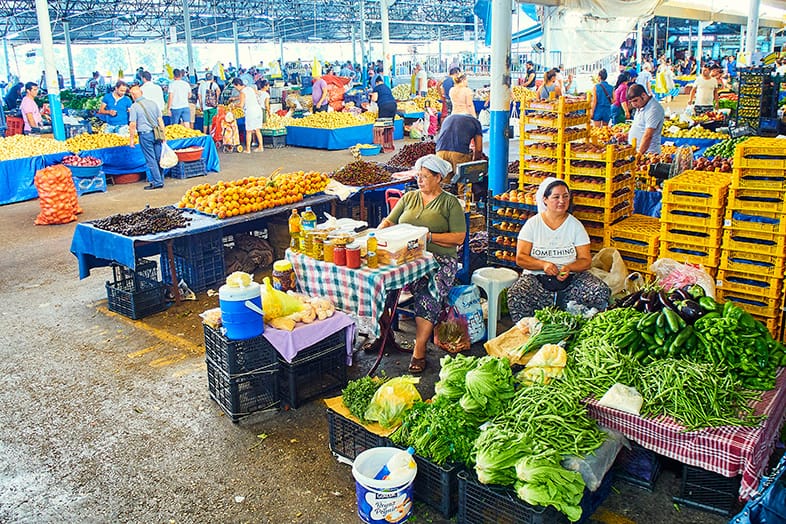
[585,367,786,500]
[285,250,439,337]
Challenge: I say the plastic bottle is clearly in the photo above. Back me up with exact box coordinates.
[366,232,378,269]
[464,183,473,213]
[301,206,317,257]
[288,209,302,253]
[374,447,416,481]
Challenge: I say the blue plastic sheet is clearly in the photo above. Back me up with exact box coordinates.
[634,189,662,218]
[0,152,71,206]
[285,124,373,150]
[394,118,404,140]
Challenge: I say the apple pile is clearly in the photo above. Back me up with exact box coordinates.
[62,155,102,167]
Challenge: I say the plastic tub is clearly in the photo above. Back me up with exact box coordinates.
[174,146,204,162]
[359,144,382,156]
[352,447,417,524]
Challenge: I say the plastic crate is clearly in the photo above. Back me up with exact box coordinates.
[261,127,287,136]
[279,328,349,409]
[719,250,786,277]
[457,469,613,524]
[673,465,742,517]
[660,222,723,247]
[160,230,226,292]
[410,452,460,518]
[572,202,631,225]
[717,269,784,299]
[111,259,160,291]
[206,358,279,422]
[565,172,633,193]
[105,280,167,320]
[4,116,23,136]
[613,444,662,491]
[728,188,786,213]
[722,229,786,255]
[734,137,786,158]
[326,408,387,463]
[263,134,286,148]
[662,170,730,207]
[572,187,632,209]
[169,159,206,179]
[661,203,725,228]
[203,324,278,375]
[521,143,560,159]
[522,159,560,174]
[618,252,657,275]
[72,171,107,196]
[524,113,588,128]
[724,209,786,236]
[659,240,721,267]
[566,143,636,162]
[751,314,784,341]
[716,289,784,318]
[731,168,786,191]
[566,159,635,178]
[582,220,606,239]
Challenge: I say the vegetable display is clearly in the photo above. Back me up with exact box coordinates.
[387,141,436,168]
[331,161,391,186]
[341,376,387,423]
[91,206,192,236]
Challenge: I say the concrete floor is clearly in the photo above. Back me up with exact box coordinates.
[0,134,731,523]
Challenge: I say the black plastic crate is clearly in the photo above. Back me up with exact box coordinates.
[161,230,226,292]
[206,357,279,422]
[203,324,278,375]
[393,446,460,518]
[457,469,614,524]
[111,258,160,291]
[105,280,167,320]
[673,464,741,516]
[263,134,286,148]
[279,328,349,409]
[613,443,662,491]
[169,159,206,179]
[326,408,387,462]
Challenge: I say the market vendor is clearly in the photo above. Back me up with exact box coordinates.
[376,154,466,374]
[626,83,665,155]
[688,63,719,114]
[435,113,483,180]
[370,76,397,119]
[98,81,132,134]
[507,178,610,322]
[20,82,48,133]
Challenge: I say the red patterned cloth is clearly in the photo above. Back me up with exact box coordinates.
[585,367,786,500]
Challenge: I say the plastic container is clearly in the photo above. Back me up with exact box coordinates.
[271,260,296,292]
[352,447,417,524]
[174,146,204,162]
[375,447,416,480]
[288,209,302,253]
[375,224,429,265]
[219,278,264,340]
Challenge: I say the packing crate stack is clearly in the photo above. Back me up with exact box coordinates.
[565,143,636,252]
[486,189,538,268]
[659,170,731,278]
[605,214,661,279]
[717,137,786,340]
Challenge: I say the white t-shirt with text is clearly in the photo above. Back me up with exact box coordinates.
[517,214,590,274]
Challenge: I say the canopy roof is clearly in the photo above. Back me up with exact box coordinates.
[0,0,480,44]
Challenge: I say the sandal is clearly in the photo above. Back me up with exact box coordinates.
[408,357,427,374]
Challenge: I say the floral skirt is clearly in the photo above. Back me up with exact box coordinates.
[407,254,459,325]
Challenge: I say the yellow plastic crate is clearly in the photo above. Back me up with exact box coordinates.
[724,208,786,236]
[582,219,606,239]
[524,98,591,113]
[716,269,784,300]
[524,113,589,128]
[659,240,721,267]
[728,188,786,214]
[573,202,631,225]
[521,143,561,159]
[566,159,636,178]
[731,168,786,191]
[661,203,725,228]
[722,229,786,255]
[566,143,636,162]
[617,251,657,275]
[719,250,786,277]
[572,187,632,209]
[609,236,660,257]
[660,222,723,247]
[751,315,783,342]
[519,171,557,187]
[662,170,730,208]
[522,159,560,174]
[716,289,784,318]
[734,137,786,158]
[608,214,663,242]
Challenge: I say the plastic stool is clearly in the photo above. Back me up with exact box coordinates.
[471,267,519,340]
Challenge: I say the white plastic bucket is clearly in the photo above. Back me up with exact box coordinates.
[352,447,417,524]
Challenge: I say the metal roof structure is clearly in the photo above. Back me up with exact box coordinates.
[0,0,481,44]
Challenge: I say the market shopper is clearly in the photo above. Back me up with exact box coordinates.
[3,81,23,110]
[435,113,483,179]
[688,63,719,114]
[449,73,477,118]
[414,63,428,97]
[507,178,610,322]
[167,69,192,128]
[590,69,613,127]
[198,72,221,133]
[128,84,165,190]
[85,71,105,95]
[232,77,264,153]
[377,154,466,374]
[256,79,271,123]
[370,76,397,119]
[140,71,165,112]
[20,82,45,133]
[538,70,561,100]
[522,61,536,88]
[636,63,654,96]
[610,72,631,124]
[312,75,329,112]
[98,81,132,134]
[627,83,665,155]
[438,67,460,116]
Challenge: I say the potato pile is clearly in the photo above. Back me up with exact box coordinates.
[65,132,131,152]
[268,292,336,331]
[0,135,69,161]
[287,112,367,129]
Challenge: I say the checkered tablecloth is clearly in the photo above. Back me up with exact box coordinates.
[585,367,786,500]
[286,250,438,337]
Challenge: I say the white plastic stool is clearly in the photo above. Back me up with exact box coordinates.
[471,267,519,340]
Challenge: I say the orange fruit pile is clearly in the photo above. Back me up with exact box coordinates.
[177,171,330,219]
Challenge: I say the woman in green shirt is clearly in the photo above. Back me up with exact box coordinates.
[378,154,466,373]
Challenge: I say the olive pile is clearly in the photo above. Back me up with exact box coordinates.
[332,161,391,186]
[92,207,192,236]
[388,141,436,168]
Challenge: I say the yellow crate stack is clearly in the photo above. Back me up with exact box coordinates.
[718,138,786,340]
[565,143,636,252]
[519,97,590,187]
[659,170,731,275]
[605,214,661,278]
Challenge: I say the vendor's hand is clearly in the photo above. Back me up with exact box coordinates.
[543,262,560,276]
[556,268,571,282]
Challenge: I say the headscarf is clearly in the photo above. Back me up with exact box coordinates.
[535,177,568,214]
[415,154,452,179]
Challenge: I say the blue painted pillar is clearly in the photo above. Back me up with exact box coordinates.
[488,0,513,196]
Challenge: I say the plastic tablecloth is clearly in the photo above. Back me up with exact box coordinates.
[285,124,373,150]
[634,190,662,218]
[0,151,69,205]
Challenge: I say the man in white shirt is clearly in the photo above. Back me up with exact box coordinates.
[627,83,665,155]
[166,68,192,128]
[414,63,428,97]
[688,63,718,114]
[140,71,165,112]
[197,72,221,134]
[636,63,654,96]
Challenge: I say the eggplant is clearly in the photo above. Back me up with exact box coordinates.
[675,299,705,323]
[658,290,676,311]
[670,288,690,301]
[617,290,642,309]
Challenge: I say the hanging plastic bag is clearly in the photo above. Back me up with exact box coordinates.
[729,453,786,524]
[260,276,303,320]
[588,248,629,296]
[364,376,421,429]
[434,306,472,353]
[478,108,491,126]
[447,285,485,343]
[34,164,83,225]
[409,118,424,139]
[159,142,178,169]
[509,104,520,138]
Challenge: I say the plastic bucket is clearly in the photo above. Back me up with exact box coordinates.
[352,447,417,524]
[219,283,264,340]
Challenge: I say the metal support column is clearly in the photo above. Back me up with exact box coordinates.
[182,0,195,82]
[63,22,75,90]
[488,0,513,197]
[34,0,64,141]
[745,0,761,64]
[380,0,391,85]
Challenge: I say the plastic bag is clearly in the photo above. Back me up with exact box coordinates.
[588,248,629,296]
[651,258,715,298]
[447,285,485,343]
[478,109,491,126]
[562,427,627,492]
[364,376,421,429]
[730,453,786,524]
[409,118,424,139]
[434,306,472,353]
[261,276,303,320]
[509,104,520,138]
[34,164,83,225]
[159,142,178,169]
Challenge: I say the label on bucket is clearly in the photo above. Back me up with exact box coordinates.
[356,485,413,524]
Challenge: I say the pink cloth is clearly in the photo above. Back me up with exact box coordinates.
[20,96,42,131]
[262,311,356,364]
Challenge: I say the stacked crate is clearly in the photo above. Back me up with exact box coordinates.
[565,143,636,252]
[659,170,731,276]
[605,214,661,278]
[718,138,786,339]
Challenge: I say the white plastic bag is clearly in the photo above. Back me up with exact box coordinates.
[447,285,485,343]
[509,105,520,138]
[588,247,629,296]
[159,142,178,169]
[650,258,716,298]
[409,118,424,139]
[478,109,491,126]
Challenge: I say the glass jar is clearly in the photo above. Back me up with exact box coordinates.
[271,260,296,292]
[323,239,335,263]
[333,246,347,266]
[346,243,361,269]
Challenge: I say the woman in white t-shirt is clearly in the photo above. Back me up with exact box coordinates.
[507,178,610,321]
